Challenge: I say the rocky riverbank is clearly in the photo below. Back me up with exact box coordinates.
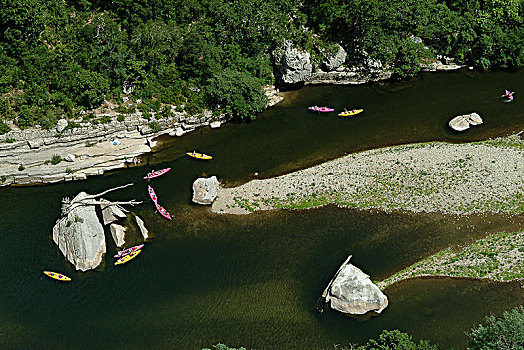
[0,85,285,186]
[212,133,524,215]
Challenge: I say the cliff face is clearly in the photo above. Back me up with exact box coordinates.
[52,192,106,271]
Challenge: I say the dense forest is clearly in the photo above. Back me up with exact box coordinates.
[0,0,523,133]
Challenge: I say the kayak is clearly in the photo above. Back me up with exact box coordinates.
[115,250,141,265]
[187,151,212,160]
[338,109,364,117]
[309,106,334,112]
[148,185,158,204]
[156,203,172,220]
[114,244,144,258]
[43,271,71,282]
[144,168,171,180]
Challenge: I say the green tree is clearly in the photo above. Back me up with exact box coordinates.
[467,305,524,350]
[0,119,10,134]
[358,329,439,350]
[205,69,267,121]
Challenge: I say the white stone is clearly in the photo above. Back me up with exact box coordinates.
[56,119,68,133]
[100,198,127,225]
[135,215,149,240]
[110,223,126,247]
[64,154,76,162]
[192,176,220,205]
[323,255,388,315]
[210,121,222,129]
[52,192,106,271]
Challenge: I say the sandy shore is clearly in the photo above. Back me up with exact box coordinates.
[212,134,524,216]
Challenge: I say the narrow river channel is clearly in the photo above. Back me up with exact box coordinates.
[0,69,523,349]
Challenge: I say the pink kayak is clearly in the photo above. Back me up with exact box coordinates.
[148,185,158,204]
[144,168,171,180]
[155,203,172,220]
[308,106,334,112]
[114,244,144,258]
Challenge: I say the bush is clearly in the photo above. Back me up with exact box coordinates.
[117,114,125,122]
[18,164,25,171]
[51,155,62,165]
[467,305,524,349]
[65,167,74,174]
[0,120,10,134]
[149,121,162,132]
[1,175,6,182]
[5,137,15,143]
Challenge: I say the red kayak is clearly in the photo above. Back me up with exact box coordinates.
[155,203,172,220]
[144,168,171,180]
[114,244,144,258]
[148,185,158,204]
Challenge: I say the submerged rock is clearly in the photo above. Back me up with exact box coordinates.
[52,192,106,271]
[323,255,388,315]
[192,176,219,205]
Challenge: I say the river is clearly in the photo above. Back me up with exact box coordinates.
[0,69,523,349]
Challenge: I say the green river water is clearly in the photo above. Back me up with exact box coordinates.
[0,69,523,349]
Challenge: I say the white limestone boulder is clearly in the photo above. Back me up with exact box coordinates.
[323,255,388,315]
[135,215,149,240]
[52,192,106,271]
[192,176,220,205]
[110,223,126,247]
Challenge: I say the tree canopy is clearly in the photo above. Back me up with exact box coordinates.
[0,0,523,129]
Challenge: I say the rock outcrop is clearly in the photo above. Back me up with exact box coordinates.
[322,45,347,71]
[135,215,149,240]
[322,255,388,315]
[110,223,126,247]
[449,112,483,131]
[192,176,220,205]
[273,40,313,85]
[52,192,106,271]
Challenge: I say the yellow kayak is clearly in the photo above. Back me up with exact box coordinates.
[186,151,212,160]
[43,271,71,282]
[115,250,141,265]
[338,109,363,117]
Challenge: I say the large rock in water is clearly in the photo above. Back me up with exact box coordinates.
[52,192,106,271]
[192,176,220,205]
[323,255,388,315]
[449,112,483,131]
[110,223,126,247]
[135,215,149,240]
[273,40,313,85]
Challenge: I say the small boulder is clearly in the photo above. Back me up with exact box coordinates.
[64,154,76,162]
[110,223,126,247]
[56,119,68,133]
[135,215,149,240]
[192,176,219,205]
[210,121,222,129]
[323,45,347,71]
[100,199,127,225]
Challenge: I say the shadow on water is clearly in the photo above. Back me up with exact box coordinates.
[0,69,523,349]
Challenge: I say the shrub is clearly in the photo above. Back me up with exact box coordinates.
[150,121,162,132]
[65,167,74,174]
[1,175,6,182]
[51,155,62,165]
[0,120,10,134]
[5,137,15,143]
[117,114,125,122]
[18,164,25,171]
